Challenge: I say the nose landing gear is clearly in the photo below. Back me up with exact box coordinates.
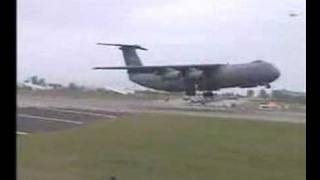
[265,84,271,89]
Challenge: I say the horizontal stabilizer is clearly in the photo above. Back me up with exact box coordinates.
[97,43,148,51]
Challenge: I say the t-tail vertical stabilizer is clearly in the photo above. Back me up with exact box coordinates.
[97,43,147,66]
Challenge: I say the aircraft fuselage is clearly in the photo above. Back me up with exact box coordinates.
[129,60,280,92]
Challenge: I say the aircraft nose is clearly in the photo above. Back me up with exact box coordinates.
[271,65,280,80]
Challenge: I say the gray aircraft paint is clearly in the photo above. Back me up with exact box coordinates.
[94,44,280,95]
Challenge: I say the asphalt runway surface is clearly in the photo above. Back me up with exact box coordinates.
[17,107,125,134]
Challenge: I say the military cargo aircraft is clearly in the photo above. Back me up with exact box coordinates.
[94,43,280,97]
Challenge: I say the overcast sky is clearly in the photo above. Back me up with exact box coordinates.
[18,0,306,92]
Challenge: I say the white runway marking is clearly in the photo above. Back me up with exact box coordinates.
[18,114,83,125]
[44,108,117,119]
[17,131,29,135]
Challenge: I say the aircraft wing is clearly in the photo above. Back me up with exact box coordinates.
[93,64,222,72]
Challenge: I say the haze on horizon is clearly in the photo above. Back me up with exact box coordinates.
[17,0,306,92]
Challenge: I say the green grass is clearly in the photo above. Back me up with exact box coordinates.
[17,113,305,180]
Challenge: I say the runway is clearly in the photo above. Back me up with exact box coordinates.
[17,90,306,134]
[17,107,125,134]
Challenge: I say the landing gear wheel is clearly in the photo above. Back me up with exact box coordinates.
[185,90,196,96]
[202,91,214,97]
[265,84,271,89]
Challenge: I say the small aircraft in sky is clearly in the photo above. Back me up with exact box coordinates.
[94,43,280,98]
[289,13,299,17]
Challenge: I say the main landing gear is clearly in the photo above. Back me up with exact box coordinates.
[202,91,214,98]
[183,91,216,105]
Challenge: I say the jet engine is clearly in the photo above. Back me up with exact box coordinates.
[161,68,181,80]
[185,68,203,80]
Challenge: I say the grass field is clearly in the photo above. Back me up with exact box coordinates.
[17,113,305,180]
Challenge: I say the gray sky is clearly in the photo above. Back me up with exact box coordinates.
[18,0,306,92]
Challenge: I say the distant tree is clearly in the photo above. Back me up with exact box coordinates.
[96,88,105,92]
[29,76,47,86]
[247,90,255,97]
[38,78,46,86]
[68,82,87,91]
[258,89,269,99]
[68,82,78,90]
[96,88,111,94]
[30,76,38,84]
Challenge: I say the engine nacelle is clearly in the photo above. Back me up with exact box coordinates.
[185,68,203,80]
[161,68,181,80]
